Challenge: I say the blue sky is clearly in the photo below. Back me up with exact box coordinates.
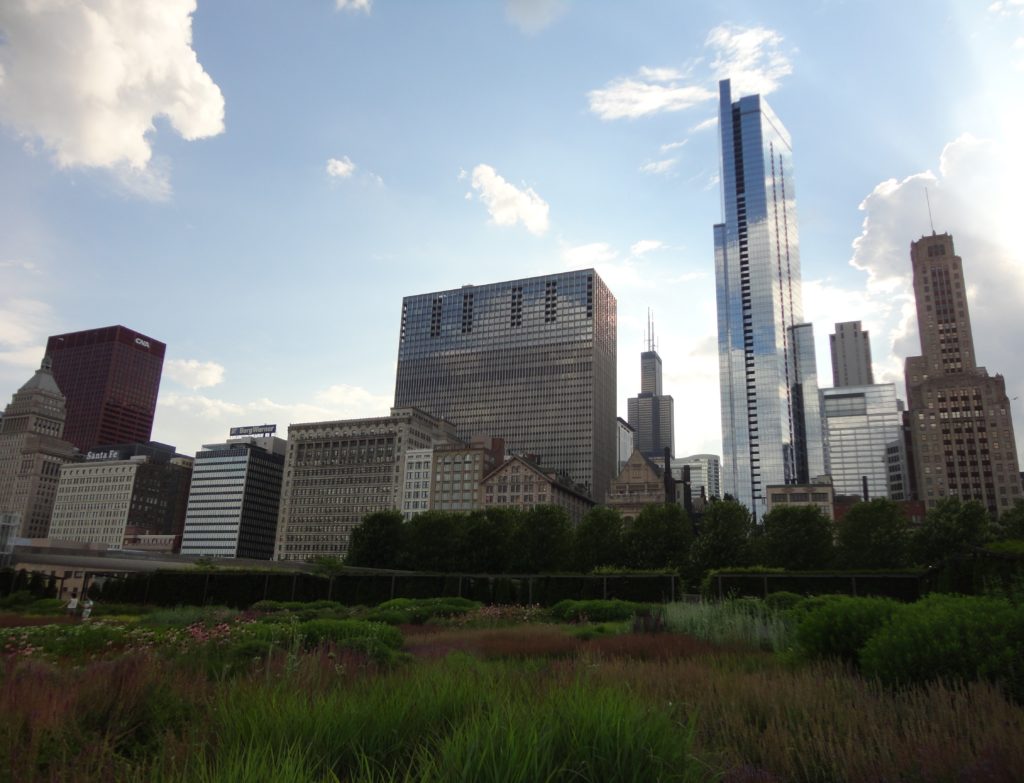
[2,0,1023,462]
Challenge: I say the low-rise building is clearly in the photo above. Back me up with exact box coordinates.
[481,454,594,525]
[606,447,674,521]
[766,478,835,521]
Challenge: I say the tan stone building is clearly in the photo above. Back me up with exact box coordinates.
[274,408,459,561]
[904,233,1021,515]
[0,357,78,538]
[481,454,594,525]
[605,447,673,521]
[766,478,835,521]
[429,437,505,514]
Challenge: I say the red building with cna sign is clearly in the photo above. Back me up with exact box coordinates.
[45,326,165,452]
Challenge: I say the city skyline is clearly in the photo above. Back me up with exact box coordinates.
[2,2,1023,465]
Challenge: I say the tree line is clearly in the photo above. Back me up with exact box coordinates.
[341,497,1024,580]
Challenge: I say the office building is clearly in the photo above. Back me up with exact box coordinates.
[616,418,634,476]
[766,478,835,521]
[428,437,505,514]
[627,315,674,460]
[394,269,616,501]
[830,321,874,387]
[904,233,1021,515]
[0,357,78,538]
[45,325,165,452]
[48,442,191,551]
[670,454,722,502]
[400,448,435,520]
[480,454,595,526]
[821,384,902,500]
[180,431,287,559]
[712,79,824,517]
[274,408,459,561]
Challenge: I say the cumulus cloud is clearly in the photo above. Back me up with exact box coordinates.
[846,132,1024,410]
[0,0,225,177]
[165,358,226,390]
[505,0,567,33]
[641,158,678,175]
[587,25,791,121]
[336,0,372,13]
[470,164,550,235]
[989,0,1024,15]
[155,383,393,455]
[326,156,356,178]
[706,24,793,96]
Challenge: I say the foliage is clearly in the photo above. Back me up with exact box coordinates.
[401,511,465,572]
[364,597,481,625]
[346,510,405,569]
[762,591,804,611]
[573,506,624,572]
[294,618,403,650]
[622,503,693,570]
[794,596,901,665]
[987,539,1024,557]
[836,499,913,569]
[762,505,834,570]
[860,593,1024,701]
[684,498,751,583]
[454,509,517,573]
[913,498,993,564]
[663,598,792,652]
[507,505,573,573]
[998,500,1024,540]
[308,556,347,577]
[550,599,652,623]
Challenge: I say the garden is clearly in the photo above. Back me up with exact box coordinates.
[2,590,1023,782]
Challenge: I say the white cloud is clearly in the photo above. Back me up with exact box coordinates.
[691,116,717,132]
[155,383,393,455]
[641,158,678,175]
[0,0,225,177]
[336,0,372,13]
[630,240,665,257]
[470,164,550,236]
[505,0,567,33]
[660,139,687,153]
[989,0,1024,15]
[326,156,356,178]
[165,359,226,390]
[846,131,1024,425]
[562,241,617,268]
[587,25,791,121]
[588,76,713,121]
[706,24,793,96]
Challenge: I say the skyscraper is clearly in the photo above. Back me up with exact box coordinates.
[904,232,1021,515]
[45,326,165,452]
[627,313,674,460]
[394,269,617,501]
[0,357,78,538]
[821,384,902,500]
[712,79,824,517]
[830,321,874,387]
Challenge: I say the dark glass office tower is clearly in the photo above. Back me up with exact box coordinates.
[712,79,824,518]
[45,326,165,452]
[394,269,616,501]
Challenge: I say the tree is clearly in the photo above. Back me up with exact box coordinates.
[913,498,993,564]
[835,499,912,569]
[400,510,463,572]
[762,505,834,570]
[456,509,517,573]
[508,505,573,573]
[573,506,624,572]
[623,503,693,570]
[997,499,1024,540]
[685,498,751,580]
[345,510,404,568]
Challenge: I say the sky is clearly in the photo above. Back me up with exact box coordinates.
[2,0,1024,464]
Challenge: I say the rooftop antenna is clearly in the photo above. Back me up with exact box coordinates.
[646,309,656,352]
[925,187,936,236]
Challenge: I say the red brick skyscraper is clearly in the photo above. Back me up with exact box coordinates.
[45,325,165,452]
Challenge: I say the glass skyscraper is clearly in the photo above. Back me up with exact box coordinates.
[712,79,824,518]
[394,269,616,501]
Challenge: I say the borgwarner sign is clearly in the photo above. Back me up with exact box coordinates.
[230,424,277,437]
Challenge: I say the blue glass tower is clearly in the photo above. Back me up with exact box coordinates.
[713,79,824,518]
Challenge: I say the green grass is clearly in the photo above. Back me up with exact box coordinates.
[664,598,792,652]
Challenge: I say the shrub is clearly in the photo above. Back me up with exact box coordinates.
[860,594,1024,700]
[550,599,652,623]
[366,597,481,624]
[0,591,36,609]
[296,619,403,650]
[763,591,804,611]
[140,605,240,627]
[795,596,900,666]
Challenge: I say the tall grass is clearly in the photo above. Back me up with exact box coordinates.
[664,599,792,652]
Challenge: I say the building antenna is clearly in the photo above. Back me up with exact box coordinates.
[925,187,936,236]
[646,309,655,352]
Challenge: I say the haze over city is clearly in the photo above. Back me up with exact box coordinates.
[2,0,1023,463]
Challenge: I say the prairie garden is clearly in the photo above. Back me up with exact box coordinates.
[2,591,1023,782]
